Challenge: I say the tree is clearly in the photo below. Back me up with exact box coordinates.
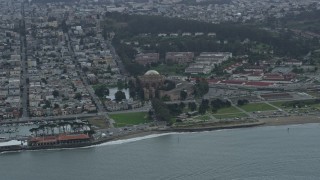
[128,79,137,98]
[41,78,47,84]
[107,65,112,72]
[148,110,154,118]
[29,128,38,136]
[117,80,125,90]
[161,80,176,91]
[188,102,197,111]
[237,99,249,106]
[74,93,82,100]
[115,90,126,102]
[167,104,183,116]
[198,99,209,114]
[52,90,59,98]
[198,103,207,114]
[194,78,209,97]
[48,123,56,135]
[151,98,172,122]
[42,100,51,109]
[161,95,171,101]
[179,102,185,109]
[180,90,187,100]
[54,103,60,109]
[94,84,109,97]
[82,66,89,72]
[129,89,136,98]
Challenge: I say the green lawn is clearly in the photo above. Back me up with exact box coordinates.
[270,101,288,108]
[310,103,320,109]
[195,114,211,121]
[215,106,242,114]
[239,103,277,112]
[110,112,149,127]
[270,101,296,109]
[153,64,187,75]
[88,118,109,129]
[213,113,248,119]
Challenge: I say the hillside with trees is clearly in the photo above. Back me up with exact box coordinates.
[102,12,319,76]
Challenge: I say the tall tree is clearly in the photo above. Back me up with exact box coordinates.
[151,98,172,122]
[115,91,126,102]
[180,90,187,100]
[188,102,197,111]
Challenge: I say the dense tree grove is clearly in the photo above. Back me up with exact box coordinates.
[211,99,231,112]
[105,12,315,60]
[159,80,176,91]
[167,104,183,116]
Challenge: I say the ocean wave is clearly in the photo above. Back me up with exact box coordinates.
[93,132,179,147]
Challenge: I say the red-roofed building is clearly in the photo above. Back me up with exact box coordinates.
[28,134,91,146]
[244,81,274,87]
[220,80,245,85]
[263,73,295,82]
[207,79,220,84]
[58,134,90,141]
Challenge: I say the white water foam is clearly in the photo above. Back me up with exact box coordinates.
[0,132,198,154]
[93,132,180,147]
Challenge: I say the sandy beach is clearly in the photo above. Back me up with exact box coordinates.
[261,115,320,126]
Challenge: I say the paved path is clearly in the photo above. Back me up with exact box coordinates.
[65,32,113,127]
[20,3,29,120]
[225,98,255,119]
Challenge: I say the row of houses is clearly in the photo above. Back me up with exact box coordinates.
[134,51,232,75]
[24,6,98,117]
[185,52,233,74]
[0,2,22,120]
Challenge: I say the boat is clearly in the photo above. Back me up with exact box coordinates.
[0,139,27,152]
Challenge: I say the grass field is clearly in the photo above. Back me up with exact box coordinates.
[215,106,242,114]
[213,113,248,119]
[88,118,109,129]
[270,101,288,108]
[153,64,187,75]
[239,103,277,112]
[195,114,211,121]
[270,101,297,109]
[310,103,320,109]
[110,112,149,127]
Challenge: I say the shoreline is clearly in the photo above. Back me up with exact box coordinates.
[111,115,320,142]
[260,115,320,126]
[2,115,320,154]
